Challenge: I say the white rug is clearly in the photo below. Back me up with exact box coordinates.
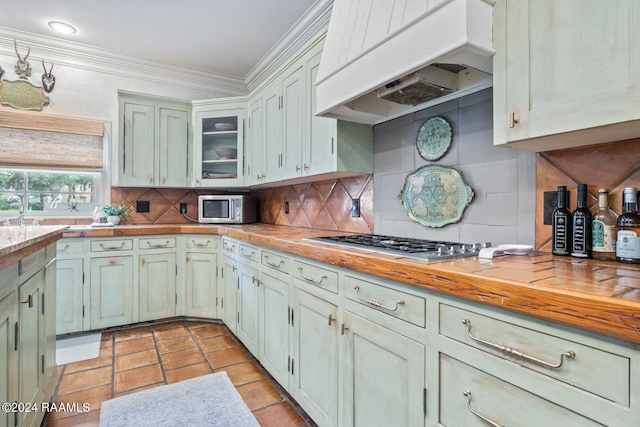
[100,372,260,427]
[56,333,102,365]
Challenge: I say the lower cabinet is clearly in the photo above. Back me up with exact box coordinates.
[90,256,134,329]
[220,255,238,333]
[237,261,260,356]
[290,287,339,427]
[340,311,425,427]
[184,252,218,318]
[56,258,84,335]
[138,252,176,321]
[43,251,57,397]
[0,287,17,427]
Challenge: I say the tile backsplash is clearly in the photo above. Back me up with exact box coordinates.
[535,138,640,251]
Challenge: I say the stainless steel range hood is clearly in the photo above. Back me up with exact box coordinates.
[315,0,495,125]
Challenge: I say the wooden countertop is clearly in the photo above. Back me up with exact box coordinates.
[59,223,640,344]
[0,226,69,270]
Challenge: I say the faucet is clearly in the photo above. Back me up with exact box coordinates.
[6,196,25,226]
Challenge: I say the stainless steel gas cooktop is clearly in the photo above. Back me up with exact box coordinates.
[307,234,490,261]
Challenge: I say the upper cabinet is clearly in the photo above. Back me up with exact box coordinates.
[246,32,373,188]
[493,0,640,151]
[118,92,190,187]
[192,98,246,188]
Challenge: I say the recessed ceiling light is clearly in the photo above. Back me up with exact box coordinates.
[48,21,77,34]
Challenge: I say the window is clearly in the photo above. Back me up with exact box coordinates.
[0,169,102,216]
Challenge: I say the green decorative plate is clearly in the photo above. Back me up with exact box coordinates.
[0,80,50,111]
[416,116,452,161]
[399,165,473,228]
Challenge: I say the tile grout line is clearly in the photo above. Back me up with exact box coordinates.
[151,323,170,386]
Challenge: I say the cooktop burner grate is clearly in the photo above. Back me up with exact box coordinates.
[307,234,490,261]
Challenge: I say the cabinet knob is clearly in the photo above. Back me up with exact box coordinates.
[21,294,33,308]
[509,112,519,128]
[303,163,309,171]
[296,165,301,172]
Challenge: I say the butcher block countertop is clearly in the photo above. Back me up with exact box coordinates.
[57,223,640,344]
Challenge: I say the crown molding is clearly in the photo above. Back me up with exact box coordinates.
[0,27,248,96]
[245,0,333,92]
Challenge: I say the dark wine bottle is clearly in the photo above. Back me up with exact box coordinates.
[552,186,571,256]
[571,184,592,258]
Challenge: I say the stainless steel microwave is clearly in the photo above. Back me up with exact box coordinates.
[198,195,257,224]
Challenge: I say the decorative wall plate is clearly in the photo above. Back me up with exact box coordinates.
[398,165,473,228]
[416,116,452,161]
[0,80,50,111]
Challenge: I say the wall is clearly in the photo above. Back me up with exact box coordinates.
[373,88,537,246]
[535,139,640,251]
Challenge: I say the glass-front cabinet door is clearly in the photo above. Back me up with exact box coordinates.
[193,98,246,187]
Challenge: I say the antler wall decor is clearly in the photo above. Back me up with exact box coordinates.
[14,40,32,79]
[41,61,55,93]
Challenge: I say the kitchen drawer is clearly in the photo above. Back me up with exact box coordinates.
[185,236,218,250]
[439,354,603,427]
[138,237,176,250]
[439,303,630,405]
[238,243,259,263]
[19,247,45,276]
[344,275,425,327]
[292,259,338,294]
[90,239,134,252]
[57,240,85,256]
[261,250,289,275]
[222,238,238,255]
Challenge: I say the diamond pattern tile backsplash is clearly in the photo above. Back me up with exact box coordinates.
[104,175,373,233]
[536,138,640,250]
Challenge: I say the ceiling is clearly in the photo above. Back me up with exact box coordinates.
[0,0,324,90]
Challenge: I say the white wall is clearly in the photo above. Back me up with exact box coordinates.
[373,88,536,246]
[0,52,227,185]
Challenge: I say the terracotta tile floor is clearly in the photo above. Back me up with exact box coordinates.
[42,320,316,427]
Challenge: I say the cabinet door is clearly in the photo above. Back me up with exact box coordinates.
[305,49,336,176]
[121,103,155,186]
[291,288,339,427]
[259,271,290,389]
[495,0,640,149]
[263,84,282,182]
[247,96,264,186]
[158,108,189,187]
[18,269,45,427]
[139,253,176,322]
[185,252,217,318]
[237,262,260,356]
[341,311,425,427]
[56,258,84,335]
[220,256,238,333]
[281,65,305,179]
[90,256,133,329]
[43,255,57,396]
[0,291,17,427]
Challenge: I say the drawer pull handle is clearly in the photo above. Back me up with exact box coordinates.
[462,319,576,369]
[297,267,327,285]
[21,295,33,308]
[147,240,170,248]
[192,239,211,247]
[252,276,261,286]
[264,255,284,269]
[224,243,236,252]
[100,242,126,250]
[240,249,256,259]
[328,314,335,325]
[354,285,405,312]
[59,244,70,251]
[341,323,349,335]
[463,390,501,427]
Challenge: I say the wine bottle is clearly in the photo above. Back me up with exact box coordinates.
[571,184,592,258]
[592,189,618,261]
[552,186,571,256]
[616,187,640,264]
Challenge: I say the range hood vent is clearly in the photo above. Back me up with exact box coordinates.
[315,0,495,125]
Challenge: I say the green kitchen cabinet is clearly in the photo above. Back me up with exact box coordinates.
[183,235,219,318]
[192,98,246,188]
[119,92,190,187]
[340,310,426,427]
[138,252,176,322]
[43,250,57,398]
[258,270,290,389]
[263,81,283,183]
[245,94,265,186]
[290,287,339,427]
[18,269,45,427]
[221,255,238,334]
[90,256,134,329]
[55,258,84,335]
[237,260,260,356]
[0,287,17,427]
[280,64,305,180]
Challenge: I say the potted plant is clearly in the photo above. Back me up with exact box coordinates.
[102,204,131,225]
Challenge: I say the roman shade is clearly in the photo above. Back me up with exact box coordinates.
[0,109,105,171]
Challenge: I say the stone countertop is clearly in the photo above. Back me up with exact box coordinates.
[58,223,640,344]
[0,225,69,270]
